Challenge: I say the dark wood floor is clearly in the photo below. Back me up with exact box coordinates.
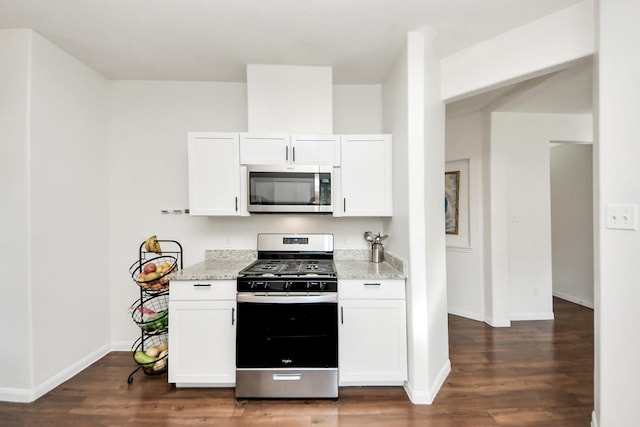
[0,298,593,426]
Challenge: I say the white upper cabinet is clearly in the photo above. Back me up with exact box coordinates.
[240,133,340,166]
[239,133,290,165]
[337,134,392,217]
[187,132,392,217]
[187,132,247,216]
[291,134,341,165]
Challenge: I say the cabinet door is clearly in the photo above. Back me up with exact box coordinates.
[339,135,392,216]
[169,300,236,386]
[188,133,243,216]
[239,133,290,165]
[338,299,407,385]
[291,135,341,165]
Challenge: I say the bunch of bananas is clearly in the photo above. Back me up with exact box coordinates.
[144,235,162,255]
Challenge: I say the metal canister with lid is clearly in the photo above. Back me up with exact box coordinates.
[364,231,388,263]
[371,242,385,263]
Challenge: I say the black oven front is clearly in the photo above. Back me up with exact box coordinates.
[235,293,338,399]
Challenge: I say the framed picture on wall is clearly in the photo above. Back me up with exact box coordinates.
[445,171,460,234]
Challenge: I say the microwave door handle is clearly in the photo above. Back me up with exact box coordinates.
[314,172,320,205]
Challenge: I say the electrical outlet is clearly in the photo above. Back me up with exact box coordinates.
[606,204,638,230]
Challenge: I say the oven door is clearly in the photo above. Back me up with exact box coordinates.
[235,293,339,398]
[236,293,338,369]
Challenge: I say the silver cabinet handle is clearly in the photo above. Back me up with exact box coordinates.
[193,283,212,287]
[292,146,296,162]
[235,196,238,212]
[364,283,381,286]
[285,146,289,161]
[340,306,344,324]
[343,198,346,212]
[231,307,235,325]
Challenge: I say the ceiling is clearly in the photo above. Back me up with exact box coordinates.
[0,0,583,84]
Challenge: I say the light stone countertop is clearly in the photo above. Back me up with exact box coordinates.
[170,250,256,281]
[171,249,406,281]
[334,259,405,280]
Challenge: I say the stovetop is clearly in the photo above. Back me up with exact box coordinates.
[237,233,337,292]
[238,259,336,277]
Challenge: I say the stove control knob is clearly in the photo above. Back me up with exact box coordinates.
[250,281,267,290]
[307,281,322,290]
[284,281,292,290]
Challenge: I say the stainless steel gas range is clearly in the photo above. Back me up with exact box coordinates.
[235,233,338,399]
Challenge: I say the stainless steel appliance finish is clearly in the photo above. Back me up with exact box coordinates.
[247,166,333,213]
[235,233,338,399]
[235,369,338,399]
[257,233,334,254]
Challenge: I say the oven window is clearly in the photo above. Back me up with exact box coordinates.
[236,302,338,368]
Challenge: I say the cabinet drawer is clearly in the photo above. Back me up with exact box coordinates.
[170,280,236,301]
[338,279,405,300]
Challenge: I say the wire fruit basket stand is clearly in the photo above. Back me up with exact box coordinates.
[127,237,182,384]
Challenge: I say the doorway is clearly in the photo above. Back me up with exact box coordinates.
[549,142,594,308]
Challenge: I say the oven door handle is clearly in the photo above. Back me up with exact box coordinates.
[237,293,337,304]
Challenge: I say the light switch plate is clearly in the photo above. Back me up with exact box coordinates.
[606,204,638,230]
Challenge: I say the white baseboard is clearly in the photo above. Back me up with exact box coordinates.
[111,340,135,352]
[0,387,32,403]
[484,315,511,327]
[447,306,484,322]
[553,291,594,309]
[403,358,452,405]
[510,311,555,321]
[0,344,111,403]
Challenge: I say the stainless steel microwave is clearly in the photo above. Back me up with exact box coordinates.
[247,165,333,213]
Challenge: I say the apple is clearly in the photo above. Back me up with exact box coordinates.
[143,263,157,274]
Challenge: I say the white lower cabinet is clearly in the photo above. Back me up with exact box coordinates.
[338,279,407,386]
[169,281,236,387]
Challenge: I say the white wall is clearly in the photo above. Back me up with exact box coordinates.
[445,110,594,324]
[247,64,333,134]
[440,0,595,327]
[420,30,450,403]
[491,113,592,321]
[550,143,594,308]
[445,111,486,321]
[384,49,410,266]
[334,84,383,134]
[0,29,109,402]
[383,36,419,399]
[106,80,386,345]
[383,30,450,404]
[29,31,109,387]
[0,29,32,397]
[595,1,640,425]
